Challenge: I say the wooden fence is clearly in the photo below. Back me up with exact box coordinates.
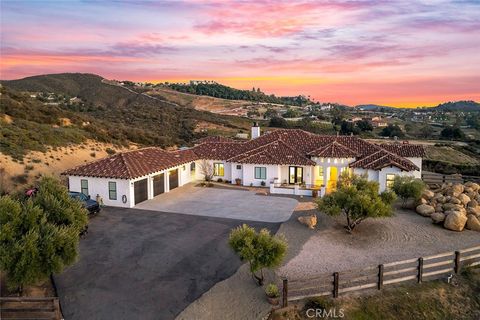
[0,297,62,320]
[282,245,480,306]
[421,171,480,185]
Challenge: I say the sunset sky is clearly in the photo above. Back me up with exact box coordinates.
[1,0,479,107]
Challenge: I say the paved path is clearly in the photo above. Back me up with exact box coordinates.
[54,207,280,320]
[135,184,298,222]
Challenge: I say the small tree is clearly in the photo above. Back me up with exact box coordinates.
[317,173,396,232]
[198,160,214,182]
[0,176,88,293]
[229,224,287,286]
[392,176,425,208]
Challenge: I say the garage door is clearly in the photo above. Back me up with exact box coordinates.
[134,179,148,205]
[169,169,179,190]
[153,173,164,196]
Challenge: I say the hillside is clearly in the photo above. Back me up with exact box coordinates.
[164,81,311,106]
[434,100,480,111]
[0,73,251,160]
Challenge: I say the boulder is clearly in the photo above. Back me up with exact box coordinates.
[416,204,435,217]
[467,200,478,208]
[444,212,468,231]
[435,204,444,213]
[452,183,464,194]
[418,198,427,205]
[431,212,445,224]
[457,193,471,206]
[298,215,317,229]
[464,182,480,191]
[466,215,480,231]
[443,203,464,212]
[467,206,480,217]
[464,187,474,194]
[449,197,461,205]
[422,190,435,200]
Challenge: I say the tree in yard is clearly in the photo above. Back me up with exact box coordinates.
[229,224,287,286]
[356,119,373,132]
[380,124,404,138]
[198,160,214,182]
[317,173,396,232]
[440,126,464,140]
[391,176,425,208]
[0,176,88,293]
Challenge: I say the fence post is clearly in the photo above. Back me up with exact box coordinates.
[378,264,384,290]
[454,251,461,274]
[333,272,339,298]
[53,298,61,320]
[418,258,424,283]
[282,278,288,308]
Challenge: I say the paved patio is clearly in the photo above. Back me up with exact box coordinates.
[134,183,298,222]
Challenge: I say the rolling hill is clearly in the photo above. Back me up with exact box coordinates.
[0,73,251,160]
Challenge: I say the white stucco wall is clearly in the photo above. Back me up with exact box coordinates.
[242,164,280,186]
[194,160,232,181]
[68,176,132,208]
[407,157,422,178]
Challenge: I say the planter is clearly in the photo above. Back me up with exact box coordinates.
[235,178,242,186]
[312,190,319,198]
[267,296,280,305]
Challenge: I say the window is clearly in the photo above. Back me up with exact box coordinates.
[108,181,117,200]
[254,167,267,180]
[182,165,186,171]
[80,179,88,195]
[213,163,224,176]
[316,166,324,186]
[386,174,396,190]
[236,164,242,170]
[190,162,196,171]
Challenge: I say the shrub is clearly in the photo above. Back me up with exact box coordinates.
[24,165,34,171]
[11,174,28,184]
[317,173,396,232]
[31,158,42,163]
[217,178,223,182]
[260,181,266,187]
[0,176,88,292]
[265,283,280,298]
[392,176,425,207]
[229,224,287,285]
[90,152,96,157]
[105,148,116,155]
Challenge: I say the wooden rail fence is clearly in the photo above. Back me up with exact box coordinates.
[421,171,480,185]
[282,245,480,306]
[0,297,62,320]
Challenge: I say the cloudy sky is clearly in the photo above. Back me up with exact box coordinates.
[1,0,479,106]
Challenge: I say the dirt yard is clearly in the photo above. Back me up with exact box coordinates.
[279,202,480,279]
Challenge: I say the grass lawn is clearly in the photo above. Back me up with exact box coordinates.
[271,267,480,320]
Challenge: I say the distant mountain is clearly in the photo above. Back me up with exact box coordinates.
[433,100,480,112]
[0,73,250,159]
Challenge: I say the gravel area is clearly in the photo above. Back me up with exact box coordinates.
[279,203,480,279]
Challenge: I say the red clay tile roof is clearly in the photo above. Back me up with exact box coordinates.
[63,129,424,179]
[62,147,198,179]
[229,140,316,166]
[377,143,425,157]
[308,140,360,158]
[349,149,419,171]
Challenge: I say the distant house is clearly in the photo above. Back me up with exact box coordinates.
[63,124,424,208]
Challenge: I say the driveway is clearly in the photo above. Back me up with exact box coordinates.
[55,207,280,320]
[135,184,297,222]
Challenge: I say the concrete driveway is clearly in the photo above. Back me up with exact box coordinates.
[135,184,297,222]
[55,207,280,320]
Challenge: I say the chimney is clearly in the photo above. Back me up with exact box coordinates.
[251,122,261,139]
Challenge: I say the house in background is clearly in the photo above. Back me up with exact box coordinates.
[63,125,425,208]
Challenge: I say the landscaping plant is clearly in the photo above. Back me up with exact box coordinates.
[228,224,287,285]
[317,173,396,232]
[392,176,425,208]
[0,176,88,293]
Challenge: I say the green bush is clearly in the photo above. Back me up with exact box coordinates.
[0,176,88,292]
[392,176,425,207]
[229,224,287,285]
[265,283,280,298]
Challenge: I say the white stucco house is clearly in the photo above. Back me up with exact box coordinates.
[63,124,425,208]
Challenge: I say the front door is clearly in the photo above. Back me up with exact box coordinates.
[289,166,303,184]
[326,167,338,194]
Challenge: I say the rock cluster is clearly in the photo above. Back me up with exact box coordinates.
[416,182,480,232]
